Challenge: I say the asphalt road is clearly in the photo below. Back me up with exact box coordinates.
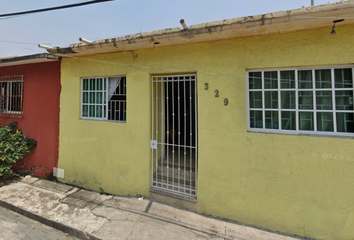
[0,206,78,240]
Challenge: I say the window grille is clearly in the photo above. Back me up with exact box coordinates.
[0,75,24,115]
[81,76,126,122]
[247,67,354,137]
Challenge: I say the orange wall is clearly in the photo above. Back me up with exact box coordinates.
[0,61,61,177]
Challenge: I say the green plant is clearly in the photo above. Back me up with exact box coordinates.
[99,187,104,194]
[0,121,37,177]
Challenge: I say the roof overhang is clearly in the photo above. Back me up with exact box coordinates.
[0,53,60,67]
[48,1,354,57]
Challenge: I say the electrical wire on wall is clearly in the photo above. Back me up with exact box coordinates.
[37,53,354,88]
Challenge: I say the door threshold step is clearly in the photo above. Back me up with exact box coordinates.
[150,188,197,212]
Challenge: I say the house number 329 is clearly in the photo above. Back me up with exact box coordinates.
[224,98,229,106]
[214,90,219,97]
[204,84,228,106]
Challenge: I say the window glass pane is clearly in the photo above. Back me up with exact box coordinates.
[316,91,332,110]
[337,113,354,133]
[104,105,106,118]
[335,68,353,88]
[265,111,279,129]
[315,69,331,88]
[249,72,262,89]
[299,112,314,131]
[5,81,23,113]
[281,91,295,109]
[281,111,296,130]
[83,92,88,104]
[90,79,96,90]
[249,91,262,108]
[97,92,103,104]
[97,78,103,90]
[104,92,106,104]
[264,71,277,89]
[96,105,103,118]
[89,92,96,104]
[104,78,107,90]
[298,70,312,89]
[317,112,333,132]
[108,101,112,120]
[280,70,295,89]
[89,105,95,117]
[83,79,89,90]
[265,91,278,109]
[82,105,88,117]
[335,90,353,110]
[298,91,313,109]
[250,110,263,128]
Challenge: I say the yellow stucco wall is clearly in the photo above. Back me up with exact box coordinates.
[59,24,354,239]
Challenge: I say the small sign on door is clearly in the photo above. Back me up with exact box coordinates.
[151,140,157,149]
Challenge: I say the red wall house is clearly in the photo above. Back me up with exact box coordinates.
[0,54,60,177]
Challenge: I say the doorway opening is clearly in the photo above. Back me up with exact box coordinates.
[151,74,197,197]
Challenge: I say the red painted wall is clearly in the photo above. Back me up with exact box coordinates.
[0,61,60,177]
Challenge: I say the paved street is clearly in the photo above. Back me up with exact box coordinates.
[0,206,78,240]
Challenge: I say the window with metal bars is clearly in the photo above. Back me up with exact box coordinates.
[247,66,354,137]
[0,75,24,115]
[81,76,126,122]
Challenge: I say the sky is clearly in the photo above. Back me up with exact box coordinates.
[0,0,342,57]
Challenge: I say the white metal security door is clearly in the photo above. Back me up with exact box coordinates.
[151,74,197,197]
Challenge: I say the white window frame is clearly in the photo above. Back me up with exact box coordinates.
[0,75,24,115]
[81,76,126,122]
[247,65,354,137]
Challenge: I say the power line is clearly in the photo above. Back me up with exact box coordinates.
[0,0,113,18]
[0,40,41,45]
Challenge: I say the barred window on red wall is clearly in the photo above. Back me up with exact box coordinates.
[0,75,24,115]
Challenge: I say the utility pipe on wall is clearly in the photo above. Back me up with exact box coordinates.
[180,19,188,30]
[38,44,54,50]
[79,37,93,44]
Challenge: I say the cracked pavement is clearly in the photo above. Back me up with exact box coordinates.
[0,176,300,240]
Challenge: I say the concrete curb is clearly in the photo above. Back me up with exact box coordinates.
[0,198,102,240]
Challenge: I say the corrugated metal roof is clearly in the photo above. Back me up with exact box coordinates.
[0,53,60,67]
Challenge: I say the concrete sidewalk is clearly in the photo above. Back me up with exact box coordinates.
[0,176,301,240]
